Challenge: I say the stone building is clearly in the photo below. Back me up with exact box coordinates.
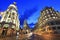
[0,2,20,36]
[36,7,60,34]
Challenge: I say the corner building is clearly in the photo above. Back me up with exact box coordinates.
[0,2,20,36]
[38,7,60,34]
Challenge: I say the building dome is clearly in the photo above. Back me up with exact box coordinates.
[8,2,17,10]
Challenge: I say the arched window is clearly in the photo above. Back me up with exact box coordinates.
[3,24,9,28]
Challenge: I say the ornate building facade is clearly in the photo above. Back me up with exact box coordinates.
[0,2,20,36]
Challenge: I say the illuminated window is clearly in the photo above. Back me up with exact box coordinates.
[48,15,50,17]
[7,19,11,22]
[13,20,16,24]
[43,11,45,13]
[45,18,48,21]
[46,10,48,12]
[3,24,9,28]
[53,17,55,19]
[46,10,49,13]
[45,16,47,18]
[12,25,15,28]
[52,14,53,15]
[49,9,51,10]
[49,17,51,19]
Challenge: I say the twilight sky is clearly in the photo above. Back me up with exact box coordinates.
[0,0,60,28]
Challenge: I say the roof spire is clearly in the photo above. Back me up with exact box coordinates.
[13,2,16,5]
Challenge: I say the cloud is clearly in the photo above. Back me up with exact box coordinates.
[20,7,38,26]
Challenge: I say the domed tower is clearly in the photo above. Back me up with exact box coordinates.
[38,7,60,34]
[8,2,20,31]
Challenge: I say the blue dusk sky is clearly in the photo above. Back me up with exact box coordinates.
[0,0,60,28]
